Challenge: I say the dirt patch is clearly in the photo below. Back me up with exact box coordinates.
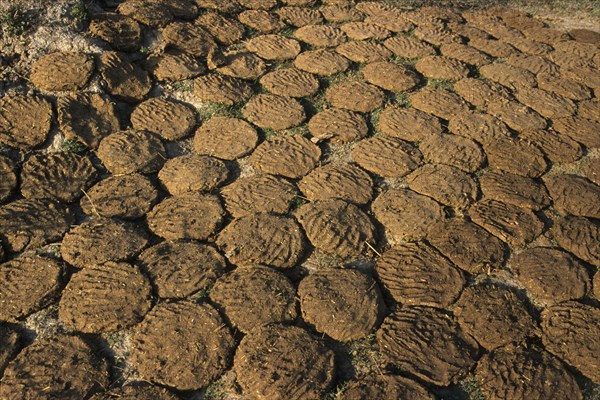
[58,262,152,333]
[220,175,298,217]
[0,335,109,400]
[377,306,479,386]
[216,213,306,269]
[210,265,298,333]
[376,241,465,307]
[137,240,225,299]
[129,301,235,390]
[234,324,335,399]
[60,218,148,268]
[20,152,97,202]
[0,255,63,322]
[298,268,384,341]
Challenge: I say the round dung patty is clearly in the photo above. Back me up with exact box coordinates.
[259,68,319,98]
[0,199,70,253]
[553,116,600,149]
[89,12,142,51]
[475,344,582,400]
[308,108,368,144]
[519,129,583,165]
[407,163,479,210]
[60,218,148,268]
[427,218,506,274]
[320,5,364,23]
[371,188,445,242]
[383,35,436,58]
[0,94,53,150]
[582,158,600,186]
[137,241,226,299]
[147,194,225,241]
[246,34,301,60]
[220,175,298,217]
[511,247,589,303]
[376,241,465,308]
[487,101,547,133]
[537,73,592,101]
[216,213,306,269]
[479,171,550,210]
[378,106,443,142]
[294,24,347,47]
[440,43,492,67]
[376,306,479,386]
[361,61,419,91]
[484,136,548,178]
[541,301,600,382]
[130,301,235,390]
[299,268,384,341]
[453,283,537,350]
[194,116,258,160]
[216,51,267,80]
[298,162,373,204]
[552,216,600,266]
[545,174,600,219]
[88,383,178,400]
[351,136,422,178]
[514,87,576,119]
[197,12,244,46]
[238,10,284,34]
[97,130,166,175]
[144,52,206,82]
[419,133,484,173]
[0,156,17,203]
[80,173,158,219]
[117,0,173,27]
[242,94,306,131]
[249,134,320,178]
[58,262,152,333]
[20,152,97,203]
[0,335,109,400]
[415,55,470,80]
[341,21,390,40]
[162,22,216,56]
[158,154,228,195]
[453,78,513,110]
[210,265,297,333]
[469,199,544,247]
[336,40,392,63]
[410,87,470,120]
[294,49,350,76]
[339,375,435,400]
[479,63,537,91]
[0,325,20,375]
[194,74,253,105]
[447,111,510,145]
[130,97,197,141]
[234,325,335,400]
[57,93,121,149]
[296,198,376,258]
[277,6,323,27]
[98,51,152,102]
[0,256,64,322]
[30,52,94,92]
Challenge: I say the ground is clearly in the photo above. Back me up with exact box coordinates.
[0,0,599,399]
